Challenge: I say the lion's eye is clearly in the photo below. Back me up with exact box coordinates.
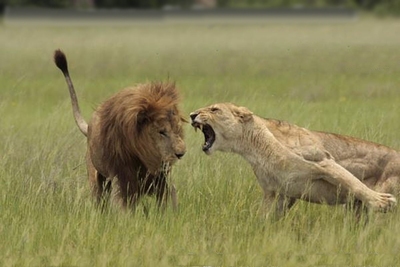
[210,107,220,113]
[159,130,168,137]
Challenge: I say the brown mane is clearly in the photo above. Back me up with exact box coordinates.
[99,82,183,174]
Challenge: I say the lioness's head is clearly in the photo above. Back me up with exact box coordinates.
[190,103,253,155]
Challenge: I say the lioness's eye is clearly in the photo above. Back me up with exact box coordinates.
[159,130,168,137]
[211,107,219,112]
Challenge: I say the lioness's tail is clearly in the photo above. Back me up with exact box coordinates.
[54,49,88,137]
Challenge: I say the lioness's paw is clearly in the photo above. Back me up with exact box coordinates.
[371,193,397,212]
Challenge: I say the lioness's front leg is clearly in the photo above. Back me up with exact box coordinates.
[263,191,296,219]
[317,158,397,211]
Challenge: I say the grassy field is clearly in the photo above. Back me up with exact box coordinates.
[2,16,400,266]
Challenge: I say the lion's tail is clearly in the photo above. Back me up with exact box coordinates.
[54,49,88,137]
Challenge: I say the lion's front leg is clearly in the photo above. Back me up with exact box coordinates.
[155,181,178,212]
[155,183,178,212]
[153,170,178,212]
[116,173,140,210]
[317,159,397,212]
[262,191,296,220]
[169,183,178,212]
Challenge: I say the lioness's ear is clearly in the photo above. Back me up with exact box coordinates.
[234,106,253,122]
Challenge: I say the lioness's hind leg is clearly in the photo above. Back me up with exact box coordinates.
[375,176,400,197]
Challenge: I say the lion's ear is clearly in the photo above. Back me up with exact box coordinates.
[234,106,253,122]
[136,110,150,127]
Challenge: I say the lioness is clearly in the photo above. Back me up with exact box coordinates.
[190,103,398,218]
[54,50,186,210]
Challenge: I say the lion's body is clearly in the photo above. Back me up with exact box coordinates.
[190,103,398,217]
[54,50,185,209]
[87,84,185,208]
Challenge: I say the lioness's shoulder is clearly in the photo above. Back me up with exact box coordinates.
[263,118,310,135]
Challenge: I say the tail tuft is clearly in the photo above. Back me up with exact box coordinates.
[53,48,88,137]
[54,49,69,74]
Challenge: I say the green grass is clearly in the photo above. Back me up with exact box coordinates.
[2,17,400,266]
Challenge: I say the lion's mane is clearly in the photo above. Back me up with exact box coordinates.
[99,82,183,176]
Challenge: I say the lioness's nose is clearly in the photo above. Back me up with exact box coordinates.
[190,112,198,121]
[175,152,185,159]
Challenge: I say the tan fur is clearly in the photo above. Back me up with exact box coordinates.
[54,50,185,210]
[190,102,399,218]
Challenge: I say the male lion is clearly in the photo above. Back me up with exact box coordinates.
[54,49,186,210]
[190,103,399,218]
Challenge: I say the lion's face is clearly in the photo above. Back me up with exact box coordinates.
[136,107,186,173]
[190,103,253,155]
[151,112,186,165]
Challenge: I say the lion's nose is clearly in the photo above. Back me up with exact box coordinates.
[175,152,185,159]
[190,112,198,121]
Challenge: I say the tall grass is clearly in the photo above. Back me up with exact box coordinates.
[1,17,400,266]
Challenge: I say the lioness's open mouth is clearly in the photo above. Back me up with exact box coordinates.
[192,122,216,152]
